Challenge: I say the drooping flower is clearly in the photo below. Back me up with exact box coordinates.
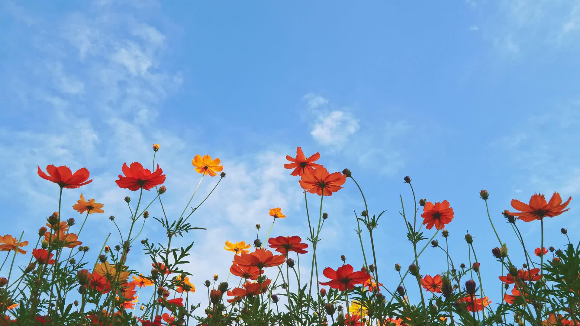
[192,155,223,177]
[299,167,346,196]
[268,236,308,255]
[230,264,262,280]
[461,296,491,312]
[421,200,454,230]
[284,147,323,176]
[499,268,542,284]
[37,165,93,189]
[421,274,443,293]
[132,275,154,288]
[0,235,28,254]
[44,231,82,248]
[319,264,370,291]
[509,192,572,222]
[116,162,166,191]
[224,241,252,255]
[233,248,286,269]
[72,194,104,214]
[269,208,286,219]
[32,249,55,265]
[535,247,548,257]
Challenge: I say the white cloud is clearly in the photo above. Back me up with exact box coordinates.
[311,111,360,150]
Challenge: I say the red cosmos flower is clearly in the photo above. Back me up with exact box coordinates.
[421,200,454,230]
[268,236,308,255]
[165,298,183,306]
[139,315,162,326]
[230,264,263,280]
[535,247,548,257]
[89,272,111,293]
[421,274,442,293]
[299,167,346,196]
[499,268,542,284]
[233,249,286,269]
[32,249,55,265]
[345,314,363,326]
[162,314,175,324]
[509,192,572,222]
[284,147,323,176]
[116,162,166,191]
[319,264,370,291]
[37,165,92,189]
[227,279,272,303]
[461,296,491,312]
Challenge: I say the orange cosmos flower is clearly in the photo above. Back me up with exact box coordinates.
[152,262,172,275]
[363,276,382,292]
[46,221,69,232]
[421,200,454,230]
[132,275,154,288]
[499,268,542,284]
[319,264,370,291]
[37,165,93,189]
[345,314,362,326]
[509,192,572,222]
[384,318,405,326]
[535,247,548,257]
[72,194,104,214]
[284,147,323,176]
[421,274,443,293]
[269,207,285,219]
[116,162,166,191]
[224,241,251,255]
[461,296,491,312]
[0,235,28,254]
[299,167,346,196]
[268,236,308,255]
[230,264,263,280]
[174,275,195,293]
[504,287,531,304]
[192,155,223,177]
[94,261,130,282]
[233,248,286,269]
[543,314,577,325]
[227,279,272,303]
[32,249,55,265]
[44,231,82,248]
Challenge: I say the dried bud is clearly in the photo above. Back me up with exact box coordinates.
[272,294,279,303]
[503,210,516,224]
[38,227,47,237]
[562,228,568,235]
[396,285,405,296]
[479,189,489,200]
[124,196,131,203]
[465,280,477,295]
[67,218,75,226]
[287,258,295,268]
[492,247,501,258]
[441,276,452,298]
[220,172,226,178]
[342,169,352,177]
[218,282,228,292]
[0,278,7,287]
[153,144,160,152]
[431,240,439,247]
[465,233,473,244]
[143,211,149,218]
[323,213,328,220]
[341,255,346,262]
[419,198,427,206]
[109,215,115,221]
[204,280,211,287]
[99,255,106,263]
[472,262,480,273]
[158,186,166,194]
[394,263,401,272]
[25,263,36,273]
[324,303,336,315]
[361,210,368,217]
[404,176,411,183]
[408,264,419,276]
[320,288,327,297]
[254,239,262,248]
[442,229,449,238]
[105,246,110,253]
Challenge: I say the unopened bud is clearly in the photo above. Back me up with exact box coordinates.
[210,289,222,304]
[404,176,411,183]
[323,213,328,220]
[460,263,466,269]
[25,263,36,273]
[369,264,374,272]
[109,215,115,221]
[218,282,228,292]
[419,199,427,206]
[220,172,226,178]
[562,228,568,235]
[254,239,262,248]
[472,262,480,273]
[553,257,561,264]
[213,274,218,281]
[287,258,295,268]
[509,266,518,277]
[324,303,336,315]
[408,264,419,276]
[549,246,554,252]
[124,196,131,203]
[465,233,473,244]
[361,210,368,217]
[143,211,149,219]
[465,280,476,295]
[105,246,110,253]
[69,258,76,265]
[272,294,279,303]
[115,245,120,251]
[99,255,106,263]
[255,224,261,230]
[479,190,489,200]
[492,247,501,258]
[153,144,160,152]
[394,263,401,272]
[320,288,327,297]
[500,244,508,258]
[47,213,59,226]
[441,276,452,298]
[204,280,211,287]
[396,285,405,296]
[67,218,75,226]
[0,278,7,287]
[431,240,439,247]
[341,255,346,262]
[38,227,47,237]
[158,186,166,194]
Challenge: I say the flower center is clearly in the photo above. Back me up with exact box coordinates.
[317,181,327,189]
[432,212,442,220]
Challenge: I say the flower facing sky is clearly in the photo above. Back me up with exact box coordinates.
[421,200,454,230]
[319,264,370,291]
[72,194,104,214]
[116,162,166,191]
[299,167,346,196]
[192,155,223,177]
[509,192,572,222]
[233,248,286,269]
[224,241,252,256]
[284,147,323,176]
[230,264,262,280]
[269,208,285,219]
[37,165,92,189]
[535,247,548,257]
[421,274,443,293]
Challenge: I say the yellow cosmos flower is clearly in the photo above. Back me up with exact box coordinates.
[192,155,224,177]
[269,208,285,219]
[349,300,368,318]
[174,275,196,293]
[72,194,104,214]
[94,261,130,282]
[224,240,251,255]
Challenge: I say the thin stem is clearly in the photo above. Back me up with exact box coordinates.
[180,175,205,219]
[264,219,276,244]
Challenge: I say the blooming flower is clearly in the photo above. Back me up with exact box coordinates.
[421,274,443,293]
[72,194,104,214]
[461,296,491,312]
[44,231,82,248]
[344,314,363,326]
[192,155,223,177]
[94,261,130,282]
[504,287,530,304]
[37,165,93,189]
[349,301,368,318]
[152,262,172,275]
[499,268,542,284]
[0,235,28,254]
[116,162,166,191]
[535,247,548,257]
[32,249,55,265]
[224,241,252,255]
[299,167,346,196]
[132,275,154,288]
[233,248,286,269]
[284,147,323,176]
[363,276,382,292]
[509,192,572,222]
[269,207,286,219]
[174,275,195,293]
[46,221,69,232]
[421,200,454,230]
[268,236,308,255]
[230,264,262,280]
[226,279,272,303]
[319,264,370,291]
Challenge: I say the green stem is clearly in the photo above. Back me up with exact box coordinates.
[264,219,276,244]
[180,175,204,219]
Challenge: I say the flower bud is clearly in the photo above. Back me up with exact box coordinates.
[441,276,452,298]
[151,269,159,279]
[509,266,518,276]
[465,233,473,244]
[562,228,568,235]
[115,245,121,251]
[394,263,401,272]
[69,258,76,265]
[324,303,336,315]
[419,198,427,206]
[41,240,48,249]
[408,264,419,276]
[213,274,219,281]
[287,258,295,268]
[105,246,110,253]
[323,213,328,220]
[553,257,561,264]
[220,172,226,178]
[369,264,374,272]
[74,300,79,306]
[157,287,166,296]
[404,176,411,183]
[38,227,47,237]
[473,262,480,273]
[431,240,439,247]
[153,144,160,152]
[556,249,563,256]
[361,210,368,217]
[67,218,75,226]
[492,247,501,258]
[500,244,508,258]
[255,224,261,230]
[141,239,148,245]
[341,255,346,262]
[218,282,228,292]
[272,294,279,303]
[549,246,554,252]
[143,211,149,218]
[342,169,352,177]
[109,215,115,221]
[158,186,166,194]
[99,255,106,263]
[0,277,7,287]
[320,288,327,297]
[25,263,36,273]
[77,269,90,286]
[47,213,59,226]
[396,286,405,296]
[479,190,489,200]
[210,289,222,304]
[442,229,449,238]
[204,280,211,287]
[361,266,368,274]
[465,280,476,295]
[124,196,131,203]
[460,263,466,269]
[254,239,262,248]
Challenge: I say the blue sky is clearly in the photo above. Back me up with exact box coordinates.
[1,0,579,316]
